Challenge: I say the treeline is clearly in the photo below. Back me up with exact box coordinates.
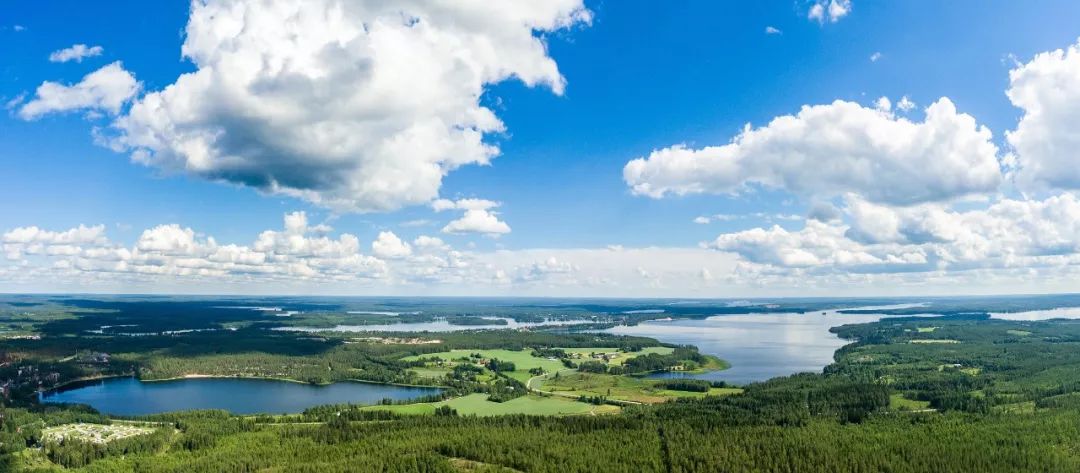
[623,347,708,374]
[43,428,172,469]
[14,403,1080,472]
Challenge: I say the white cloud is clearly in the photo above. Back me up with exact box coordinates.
[693,216,711,224]
[3,224,109,260]
[18,62,140,120]
[1006,39,1080,191]
[896,95,916,113]
[623,98,1001,206]
[809,0,851,23]
[874,96,891,112]
[104,0,591,213]
[765,26,782,35]
[516,256,578,282]
[49,44,104,63]
[431,198,500,212]
[869,51,882,62]
[11,207,1080,296]
[3,212,386,282]
[371,231,413,259]
[3,224,107,246]
[432,198,511,236]
[709,194,1080,276]
[442,209,512,236]
[413,235,449,252]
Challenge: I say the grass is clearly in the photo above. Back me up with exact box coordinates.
[42,423,155,444]
[535,372,738,404]
[916,327,939,333]
[409,367,451,379]
[403,347,677,383]
[1007,329,1033,336]
[363,393,615,416]
[910,339,960,344]
[889,394,931,411]
[994,401,1036,414]
[402,349,567,383]
[559,347,675,366]
[684,355,731,373]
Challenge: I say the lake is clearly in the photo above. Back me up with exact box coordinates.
[276,317,592,333]
[40,377,442,415]
[605,304,929,385]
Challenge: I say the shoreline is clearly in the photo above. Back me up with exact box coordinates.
[35,373,132,396]
[50,373,446,391]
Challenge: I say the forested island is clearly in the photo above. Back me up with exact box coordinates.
[4,296,1080,471]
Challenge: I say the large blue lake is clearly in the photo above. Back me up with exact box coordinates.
[40,377,442,415]
[605,305,931,384]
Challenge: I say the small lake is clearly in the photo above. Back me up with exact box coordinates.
[605,304,929,385]
[40,377,442,416]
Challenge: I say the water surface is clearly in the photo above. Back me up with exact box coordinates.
[40,377,441,415]
[606,304,926,384]
[277,317,592,333]
[991,307,1080,321]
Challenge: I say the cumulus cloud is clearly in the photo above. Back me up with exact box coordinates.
[0,215,745,296]
[10,208,1080,296]
[3,225,109,260]
[709,194,1080,275]
[869,51,882,62]
[809,0,851,23]
[765,26,782,35]
[413,235,449,252]
[102,0,591,212]
[432,198,511,236]
[442,209,512,236]
[4,212,388,281]
[873,96,891,112]
[623,98,1001,206]
[371,231,413,259]
[49,44,104,63]
[896,95,916,113]
[1006,39,1080,191]
[18,62,140,120]
[431,198,500,212]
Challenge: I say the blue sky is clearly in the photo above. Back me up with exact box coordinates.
[4,1,1080,296]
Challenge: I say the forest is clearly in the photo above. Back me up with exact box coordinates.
[5,296,1080,471]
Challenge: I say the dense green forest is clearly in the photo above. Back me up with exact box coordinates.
[6,296,1080,471]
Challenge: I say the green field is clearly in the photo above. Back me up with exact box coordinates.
[889,393,932,411]
[535,371,738,404]
[559,346,675,366]
[363,393,616,416]
[409,367,452,379]
[403,347,678,383]
[403,349,567,382]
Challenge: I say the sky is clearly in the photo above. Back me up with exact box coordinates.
[4,0,1080,297]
